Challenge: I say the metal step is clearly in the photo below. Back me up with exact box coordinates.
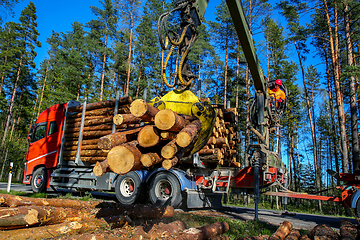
[212,170,231,194]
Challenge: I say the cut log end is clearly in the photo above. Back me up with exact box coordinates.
[176,132,192,148]
[140,153,162,167]
[130,99,148,117]
[108,146,135,174]
[137,125,160,147]
[154,109,176,130]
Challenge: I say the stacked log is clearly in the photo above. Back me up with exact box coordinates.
[96,99,203,175]
[62,97,133,163]
[88,99,242,175]
[195,104,240,168]
[0,194,229,239]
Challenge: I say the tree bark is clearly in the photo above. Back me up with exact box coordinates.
[107,140,142,174]
[155,109,187,132]
[64,139,99,146]
[161,139,179,159]
[0,219,109,240]
[113,113,141,125]
[162,157,179,170]
[166,221,229,240]
[340,220,357,240]
[97,126,143,150]
[63,144,99,151]
[323,0,349,172]
[65,123,113,134]
[130,99,159,122]
[63,156,107,163]
[269,221,292,240]
[137,125,160,147]
[66,116,113,128]
[64,130,113,139]
[176,120,201,147]
[68,107,120,119]
[140,152,163,167]
[0,194,102,208]
[285,230,300,240]
[0,55,23,175]
[67,97,132,113]
[93,159,109,177]
[343,0,359,171]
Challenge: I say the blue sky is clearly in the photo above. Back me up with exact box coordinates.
[10,0,220,68]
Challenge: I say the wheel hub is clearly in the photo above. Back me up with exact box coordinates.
[34,174,44,188]
[120,177,135,197]
[156,179,172,200]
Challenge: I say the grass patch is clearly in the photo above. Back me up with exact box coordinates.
[173,211,277,239]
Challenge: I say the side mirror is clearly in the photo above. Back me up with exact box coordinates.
[27,133,32,143]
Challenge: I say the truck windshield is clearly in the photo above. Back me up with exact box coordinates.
[32,122,47,142]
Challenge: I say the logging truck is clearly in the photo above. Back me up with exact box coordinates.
[23,0,288,210]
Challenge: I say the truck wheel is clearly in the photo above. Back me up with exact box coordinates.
[149,172,182,208]
[356,197,360,218]
[115,172,142,205]
[31,167,47,193]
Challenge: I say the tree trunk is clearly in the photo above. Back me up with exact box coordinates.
[321,38,340,181]
[130,99,159,122]
[97,126,143,150]
[269,221,292,240]
[0,219,109,240]
[175,120,201,148]
[36,58,50,118]
[0,194,101,208]
[65,123,113,134]
[0,55,23,178]
[64,130,113,139]
[343,0,359,171]
[125,3,134,97]
[113,113,141,125]
[64,139,99,147]
[137,125,160,147]
[168,221,229,240]
[292,34,321,210]
[340,220,357,239]
[107,140,142,174]
[63,156,107,163]
[66,116,113,128]
[63,150,107,157]
[140,152,163,167]
[99,33,108,101]
[67,97,132,113]
[161,139,179,159]
[155,109,187,132]
[323,0,348,172]
[162,156,179,170]
[93,159,109,177]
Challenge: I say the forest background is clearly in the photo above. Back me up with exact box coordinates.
[0,0,358,215]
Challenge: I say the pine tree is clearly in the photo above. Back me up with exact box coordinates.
[0,2,41,178]
[88,0,118,101]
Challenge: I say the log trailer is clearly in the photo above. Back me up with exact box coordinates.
[23,0,291,213]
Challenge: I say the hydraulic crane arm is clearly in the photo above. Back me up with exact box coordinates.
[159,0,267,95]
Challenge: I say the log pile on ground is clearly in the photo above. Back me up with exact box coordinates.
[236,220,358,240]
[0,194,229,239]
[92,99,240,177]
[63,96,134,163]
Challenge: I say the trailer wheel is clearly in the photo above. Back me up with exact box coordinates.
[115,172,142,205]
[356,198,360,218]
[31,167,47,193]
[149,172,182,208]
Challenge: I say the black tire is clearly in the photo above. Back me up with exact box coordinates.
[355,197,360,218]
[149,172,182,208]
[115,172,142,205]
[31,167,47,193]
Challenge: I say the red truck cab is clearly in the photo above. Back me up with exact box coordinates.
[23,103,67,192]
